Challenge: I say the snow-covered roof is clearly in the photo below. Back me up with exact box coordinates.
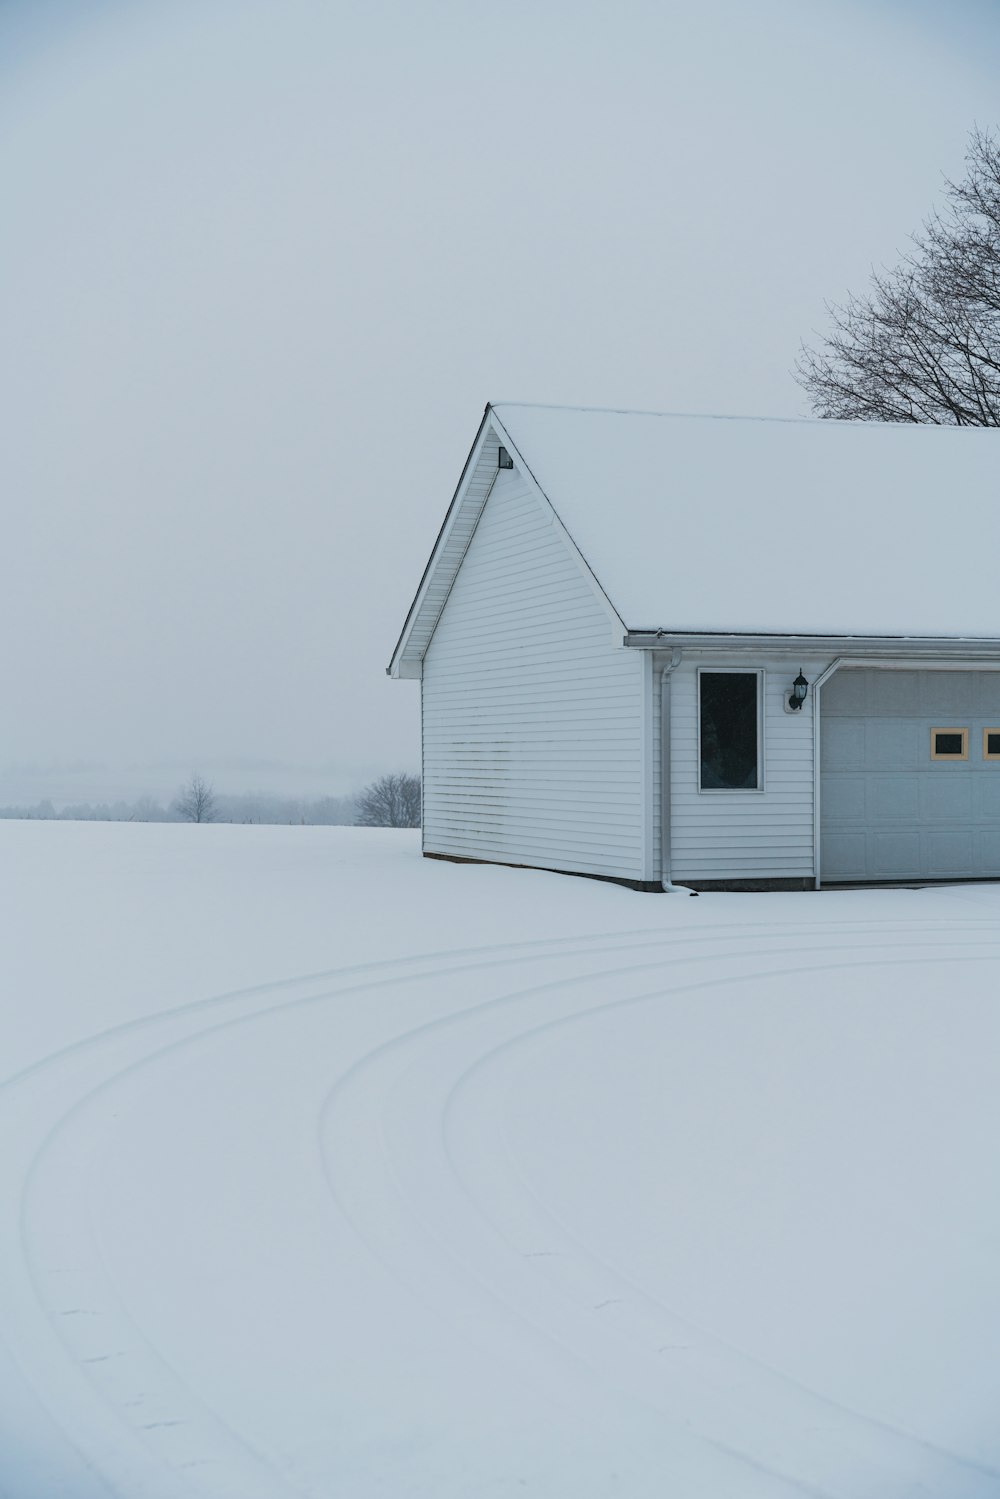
[491,403,1000,638]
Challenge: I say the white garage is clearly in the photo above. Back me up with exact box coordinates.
[390,403,1000,890]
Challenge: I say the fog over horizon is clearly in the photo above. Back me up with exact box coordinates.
[4,0,999,809]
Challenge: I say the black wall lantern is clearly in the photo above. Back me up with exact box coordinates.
[788,669,809,711]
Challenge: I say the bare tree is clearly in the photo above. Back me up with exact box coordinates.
[796,127,1000,424]
[355,773,421,828]
[174,773,217,823]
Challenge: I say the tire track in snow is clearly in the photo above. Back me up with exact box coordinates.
[5,909,988,1096]
[6,921,813,1497]
[441,947,1000,1496]
[318,929,1000,1498]
[5,916,999,1497]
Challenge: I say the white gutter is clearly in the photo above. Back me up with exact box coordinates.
[626,632,1000,657]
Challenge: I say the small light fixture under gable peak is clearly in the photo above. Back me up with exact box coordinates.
[498,446,514,470]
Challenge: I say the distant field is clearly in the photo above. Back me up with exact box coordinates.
[2,822,999,1498]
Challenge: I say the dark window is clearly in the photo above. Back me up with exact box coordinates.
[986,731,1000,758]
[932,730,966,759]
[700,673,759,790]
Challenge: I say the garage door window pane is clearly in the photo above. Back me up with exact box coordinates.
[985,730,1000,760]
[931,728,968,760]
[700,673,759,789]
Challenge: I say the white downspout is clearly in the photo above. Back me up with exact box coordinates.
[660,649,687,892]
[811,657,843,891]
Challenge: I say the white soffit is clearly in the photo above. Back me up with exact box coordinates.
[491,403,1000,638]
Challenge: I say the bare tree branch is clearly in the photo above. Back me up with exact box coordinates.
[796,127,1000,424]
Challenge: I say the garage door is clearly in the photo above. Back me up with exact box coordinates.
[821,668,1000,882]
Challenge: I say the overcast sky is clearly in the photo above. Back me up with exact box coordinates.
[3,0,999,805]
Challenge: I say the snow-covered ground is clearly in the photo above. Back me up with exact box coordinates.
[3,822,1000,1498]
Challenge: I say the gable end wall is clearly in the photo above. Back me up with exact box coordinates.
[421,468,647,881]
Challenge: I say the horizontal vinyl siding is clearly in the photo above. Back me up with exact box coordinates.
[421,468,644,881]
[669,655,827,881]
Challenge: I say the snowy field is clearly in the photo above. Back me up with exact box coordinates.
[3,823,1000,1499]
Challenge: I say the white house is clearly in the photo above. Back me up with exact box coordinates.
[389,403,1000,890]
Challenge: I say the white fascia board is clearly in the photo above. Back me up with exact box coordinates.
[489,409,627,642]
[626,632,1000,658]
[387,408,494,678]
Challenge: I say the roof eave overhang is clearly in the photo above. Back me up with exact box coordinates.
[625,631,1000,657]
[386,407,494,679]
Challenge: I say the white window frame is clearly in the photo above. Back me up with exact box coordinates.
[697,667,766,794]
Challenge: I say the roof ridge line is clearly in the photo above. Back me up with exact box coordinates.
[491,402,839,426]
[489,402,984,430]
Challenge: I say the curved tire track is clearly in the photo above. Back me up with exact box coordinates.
[4,916,1000,1496]
[319,928,1000,1498]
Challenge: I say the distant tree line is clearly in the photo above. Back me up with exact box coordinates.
[0,785,358,826]
[0,771,422,828]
